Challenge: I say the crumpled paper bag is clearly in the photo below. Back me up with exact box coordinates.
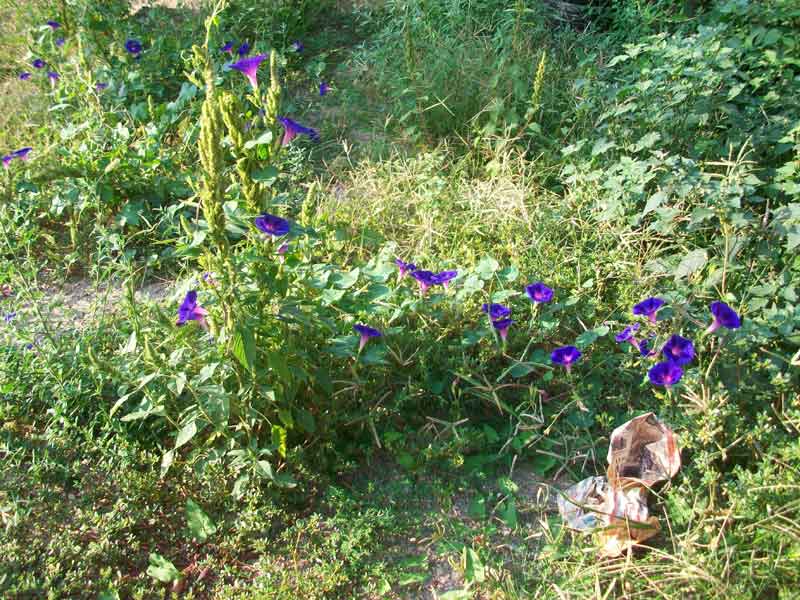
[557,413,679,557]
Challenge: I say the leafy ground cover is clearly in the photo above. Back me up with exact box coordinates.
[1,0,799,598]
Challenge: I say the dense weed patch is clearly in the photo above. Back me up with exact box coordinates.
[1,0,799,598]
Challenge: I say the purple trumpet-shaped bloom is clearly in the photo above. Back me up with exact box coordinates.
[291,40,304,52]
[201,272,218,286]
[55,37,65,48]
[237,42,250,57]
[229,54,268,89]
[4,311,16,323]
[354,324,382,351]
[95,82,109,91]
[433,270,458,289]
[12,147,32,161]
[319,81,329,96]
[19,72,32,80]
[482,303,511,321]
[33,59,46,69]
[176,290,208,328]
[411,270,437,296]
[395,259,416,278]
[47,71,59,82]
[277,243,289,255]
[639,338,653,357]
[633,297,665,324]
[615,323,640,344]
[278,116,320,145]
[662,334,694,365]
[221,41,234,53]
[492,318,514,341]
[254,213,290,237]
[125,39,142,55]
[706,301,741,333]
[648,361,683,386]
[526,282,554,303]
[2,155,12,169]
[551,345,582,372]
[47,20,61,29]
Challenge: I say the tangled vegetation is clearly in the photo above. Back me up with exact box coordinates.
[1,0,798,598]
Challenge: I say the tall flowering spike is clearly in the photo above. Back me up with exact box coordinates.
[19,72,31,80]
[278,116,320,145]
[221,41,234,53]
[633,297,665,324]
[482,303,511,321]
[33,59,46,69]
[47,20,61,29]
[395,259,417,278]
[526,282,554,303]
[125,39,143,56]
[648,362,683,386]
[662,334,695,365]
[707,301,741,333]
[237,42,250,57]
[47,71,60,82]
[354,324,382,351]
[176,290,208,328]
[492,318,514,341]
[411,270,437,295]
[12,148,32,160]
[254,213,290,237]
[319,81,329,96]
[551,345,582,372]
[229,54,268,89]
[433,270,458,289]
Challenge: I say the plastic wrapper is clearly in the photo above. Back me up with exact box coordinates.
[557,413,679,557]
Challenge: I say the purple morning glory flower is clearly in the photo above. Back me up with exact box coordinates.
[229,54,269,89]
[291,40,304,52]
[615,323,640,343]
[125,39,143,55]
[492,318,514,341]
[278,116,320,145]
[201,272,218,286]
[2,155,12,169]
[633,297,665,324]
[47,71,59,82]
[19,72,32,81]
[482,303,511,321]
[55,37,65,48]
[32,59,46,69]
[639,339,653,357]
[319,81,329,96]
[526,282,554,303]
[551,345,582,372]
[395,259,417,278]
[47,20,61,29]
[95,82,109,91]
[433,270,458,289]
[254,213,290,237]
[4,311,16,323]
[354,324,382,351]
[277,243,289,255]
[176,290,208,328]
[707,301,741,333]
[237,42,250,57]
[12,148,32,161]
[221,41,234,53]
[648,361,683,386]
[411,270,437,296]
[662,334,694,365]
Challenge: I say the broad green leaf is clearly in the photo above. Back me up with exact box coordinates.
[146,552,180,583]
[186,498,217,542]
[502,498,518,528]
[175,420,200,449]
[243,130,273,149]
[160,450,174,478]
[463,547,485,583]
[674,249,708,280]
[232,327,256,371]
[251,165,278,184]
[475,256,500,280]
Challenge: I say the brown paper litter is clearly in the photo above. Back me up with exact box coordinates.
[557,412,680,557]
